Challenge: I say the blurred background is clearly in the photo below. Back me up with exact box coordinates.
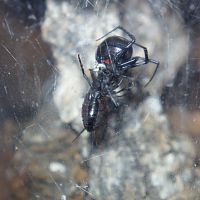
[0,0,200,199]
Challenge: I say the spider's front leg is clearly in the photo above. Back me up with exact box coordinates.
[118,56,159,86]
[133,42,149,62]
[96,26,136,42]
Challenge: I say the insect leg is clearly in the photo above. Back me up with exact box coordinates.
[71,128,85,143]
[78,54,91,86]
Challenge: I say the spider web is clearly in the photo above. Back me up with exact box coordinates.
[0,0,200,199]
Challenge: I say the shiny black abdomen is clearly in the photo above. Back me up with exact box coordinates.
[82,89,107,132]
[96,36,133,64]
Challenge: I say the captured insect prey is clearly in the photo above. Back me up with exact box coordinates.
[72,26,159,144]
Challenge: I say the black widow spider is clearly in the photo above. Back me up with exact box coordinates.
[72,26,159,143]
[95,26,159,86]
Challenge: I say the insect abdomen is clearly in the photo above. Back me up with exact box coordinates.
[82,91,99,132]
[82,90,108,132]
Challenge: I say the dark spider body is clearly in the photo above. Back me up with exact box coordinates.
[96,36,133,69]
[72,26,159,143]
[95,26,159,83]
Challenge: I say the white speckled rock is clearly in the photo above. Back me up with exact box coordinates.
[40,0,199,199]
[88,96,199,199]
[42,0,119,130]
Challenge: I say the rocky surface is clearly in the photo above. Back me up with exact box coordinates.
[0,0,199,200]
[38,0,199,199]
[88,97,200,199]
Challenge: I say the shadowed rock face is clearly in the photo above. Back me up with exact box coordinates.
[2,0,46,26]
[0,1,56,199]
[0,1,55,122]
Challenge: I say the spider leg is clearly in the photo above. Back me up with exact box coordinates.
[144,59,159,87]
[114,38,135,63]
[113,87,131,96]
[129,42,160,85]
[119,57,159,86]
[78,54,91,86]
[96,26,136,42]
[113,75,135,96]
[133,42,149,61]
[119,57,139,69]
[105,86,119,107]
[116,42,149,66]
[112,28,137,63]
[131,57,159,87]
